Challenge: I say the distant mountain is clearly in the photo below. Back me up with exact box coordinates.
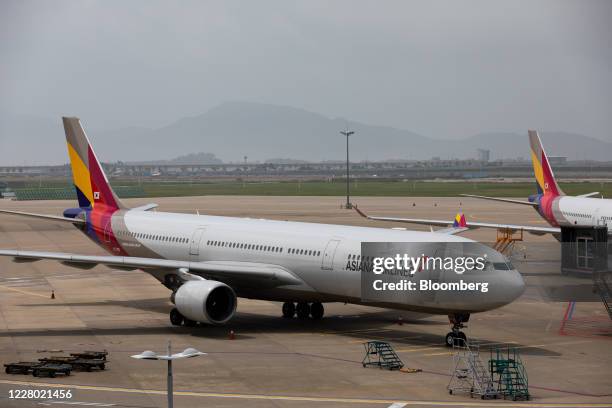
[1,102,611,165]
[142,102,432,163]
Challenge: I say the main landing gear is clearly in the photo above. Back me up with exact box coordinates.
[170,307,197,327]
[170,308,184,326]
[282,301,324,320]
[445,313,470,347]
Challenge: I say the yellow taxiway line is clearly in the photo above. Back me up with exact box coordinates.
[1,379,610,407]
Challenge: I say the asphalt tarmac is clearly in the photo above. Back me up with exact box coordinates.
[0,196,610,407]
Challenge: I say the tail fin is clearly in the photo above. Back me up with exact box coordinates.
[528,130,564,197]
[63,117,125,210]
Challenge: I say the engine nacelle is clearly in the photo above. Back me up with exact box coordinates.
[174,280,237,325]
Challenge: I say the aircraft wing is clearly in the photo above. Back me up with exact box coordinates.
[577,192,600,198]
[434,226,469,235]
[459,194,538,206]
[0,250,303,286]
[354,206,560,236]
[0,209,86,224]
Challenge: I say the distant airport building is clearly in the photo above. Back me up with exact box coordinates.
[477,149,490,162]
[548,156,568,166]
[1,157,611,183]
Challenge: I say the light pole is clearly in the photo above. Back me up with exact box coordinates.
[131,341,206,408]
[340,130,354,209]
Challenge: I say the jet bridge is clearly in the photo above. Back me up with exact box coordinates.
[560,226,611,319]
[560,226,608,275]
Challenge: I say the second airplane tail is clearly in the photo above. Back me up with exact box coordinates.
[63,117,126,211]
[528,130,564,198]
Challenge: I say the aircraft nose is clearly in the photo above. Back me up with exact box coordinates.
[503,269,526,303]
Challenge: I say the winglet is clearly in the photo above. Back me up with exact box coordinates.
[453,213,467,228]
[353,205,370,219]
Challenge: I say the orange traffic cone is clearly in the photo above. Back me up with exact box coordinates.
[228,330,235,340]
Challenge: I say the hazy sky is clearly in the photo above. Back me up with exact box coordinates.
[1,0,611,140]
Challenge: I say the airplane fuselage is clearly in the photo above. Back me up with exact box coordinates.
[535,194,612,230]
[71,207,525,315]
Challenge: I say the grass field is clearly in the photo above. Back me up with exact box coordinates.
[7,179,612,198]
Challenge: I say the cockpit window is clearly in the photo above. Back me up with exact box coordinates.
[493,262,514,270]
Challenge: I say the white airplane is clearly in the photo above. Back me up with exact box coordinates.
[0,117,525,346]
[462,130,612,233]
[355,131,612,237]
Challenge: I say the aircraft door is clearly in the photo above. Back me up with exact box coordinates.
[189,228,206,256]
[103,219,112,243]
[321,239,340,270]
[593,208,603,226]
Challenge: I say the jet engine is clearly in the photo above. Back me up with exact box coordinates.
[174,280,237,325]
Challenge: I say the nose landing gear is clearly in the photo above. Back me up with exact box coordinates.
[445,313,470,347]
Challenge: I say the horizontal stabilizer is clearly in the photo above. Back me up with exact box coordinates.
[132,203,158,211]
[577,192,600,198]
[0,209,86,224]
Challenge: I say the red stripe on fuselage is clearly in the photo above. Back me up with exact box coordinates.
[88,206,128,255]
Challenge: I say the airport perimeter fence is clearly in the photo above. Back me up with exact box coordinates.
[13,186,145,201]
